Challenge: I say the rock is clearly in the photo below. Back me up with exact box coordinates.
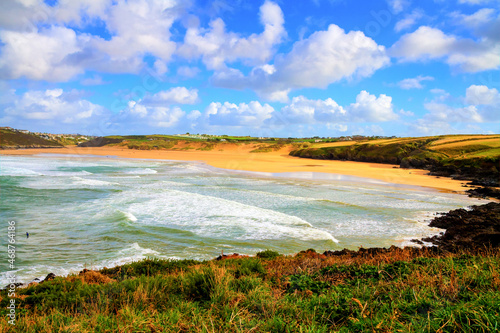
[421,202,500,251]
[466,187,500,200]
[41,273,56,283]
[215,253,249,260]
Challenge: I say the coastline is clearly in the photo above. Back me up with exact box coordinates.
[0,145,471,193]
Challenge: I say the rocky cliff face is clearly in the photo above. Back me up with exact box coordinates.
[421,202,500,251]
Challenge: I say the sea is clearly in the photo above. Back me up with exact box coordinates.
[0,154,486,285]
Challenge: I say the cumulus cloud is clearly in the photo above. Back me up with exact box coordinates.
[390,26,500,72]
[423,101,483,123]
[397,75,434,89]
[0,0,184,81]
[142,87,199,106]
[409,84,500,136]
[1,88,108,132]
[280,96,346,124]
[278,91,397,125]
[116,87,199,128]
[347,91,398,122]
[206,101,274,127]
[93,0,180,65]
[0,26,86,81]
[178,1,286,70]
[119,102,185,128]
[465,85,500,105]
[213,24,389,101]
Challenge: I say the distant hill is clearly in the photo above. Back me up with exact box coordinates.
[290,134,500,187]
[78,137,124,147]
[0,127,64,149]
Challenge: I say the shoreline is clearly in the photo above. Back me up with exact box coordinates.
[1,146,471,193]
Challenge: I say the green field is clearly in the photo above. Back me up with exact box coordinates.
[290,134,500,186]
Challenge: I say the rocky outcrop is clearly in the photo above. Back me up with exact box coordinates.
[420,202,500,251]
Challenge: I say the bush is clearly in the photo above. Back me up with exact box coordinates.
[256,250,281,259]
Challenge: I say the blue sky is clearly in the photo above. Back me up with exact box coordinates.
[0,0,499,137]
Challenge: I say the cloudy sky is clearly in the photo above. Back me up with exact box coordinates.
[0,0,499,137]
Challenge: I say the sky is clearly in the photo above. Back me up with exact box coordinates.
[0,0,499,138]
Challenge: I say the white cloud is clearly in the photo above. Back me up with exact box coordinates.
[0,26,85,81]
[177,66,200,78]
[423,101,483,122]
[116,86,198,128]
[278,91,397,125]
[410,84,500,135]
[397,75,434,89]
[2,88,107,127]
[179,1,286,70]
[0,0,51,31]
[213,24,389,101]
[347,91,398,122]
[399,109,414,116]
[150,107,185,128]
[92,0,180,69]
[0,0,185,81]
[51,0,112,26]
[280,96,346,124]
[458,0,493,5]
[390,26,456,60]
[81,75,109,86]
[450,8,496,28]
[390,26,500,72]
[206,101,274,127]
[430,88,451,101]
[395,9,424,32]
[465,85,499,105]
[120,102,185,128]
[143,87,199,105]
[387,0,410,14]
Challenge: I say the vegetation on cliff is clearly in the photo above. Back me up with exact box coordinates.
[290,135,500,186]
[0,128,64,149]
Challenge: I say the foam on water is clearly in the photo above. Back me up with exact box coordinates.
[0,154,487,286]
[122,211,138,222]
[71,177,118,187]
[125,168,158,175]
[0,166,42,177]
[0,243,166,286]
[122,188,339,242]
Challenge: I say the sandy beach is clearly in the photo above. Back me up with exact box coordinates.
[0,144,472,193]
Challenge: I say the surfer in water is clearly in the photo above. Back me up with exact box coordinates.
[26,232,29,238]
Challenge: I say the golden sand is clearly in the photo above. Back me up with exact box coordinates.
[0,145,470,193]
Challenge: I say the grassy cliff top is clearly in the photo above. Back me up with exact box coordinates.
[0,128,63,148]
[1,246,499,332]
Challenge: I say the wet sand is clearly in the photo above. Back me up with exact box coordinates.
[0,145,470,192]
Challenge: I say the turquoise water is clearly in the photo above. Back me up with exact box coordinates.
[0,154,485,285]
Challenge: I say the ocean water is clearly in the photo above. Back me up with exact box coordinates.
[0,154,485,285]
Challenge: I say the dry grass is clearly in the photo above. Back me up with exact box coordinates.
[67,270,116,285]
[432,137,500,150]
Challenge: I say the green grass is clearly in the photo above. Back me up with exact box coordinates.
[1,249,499,332]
